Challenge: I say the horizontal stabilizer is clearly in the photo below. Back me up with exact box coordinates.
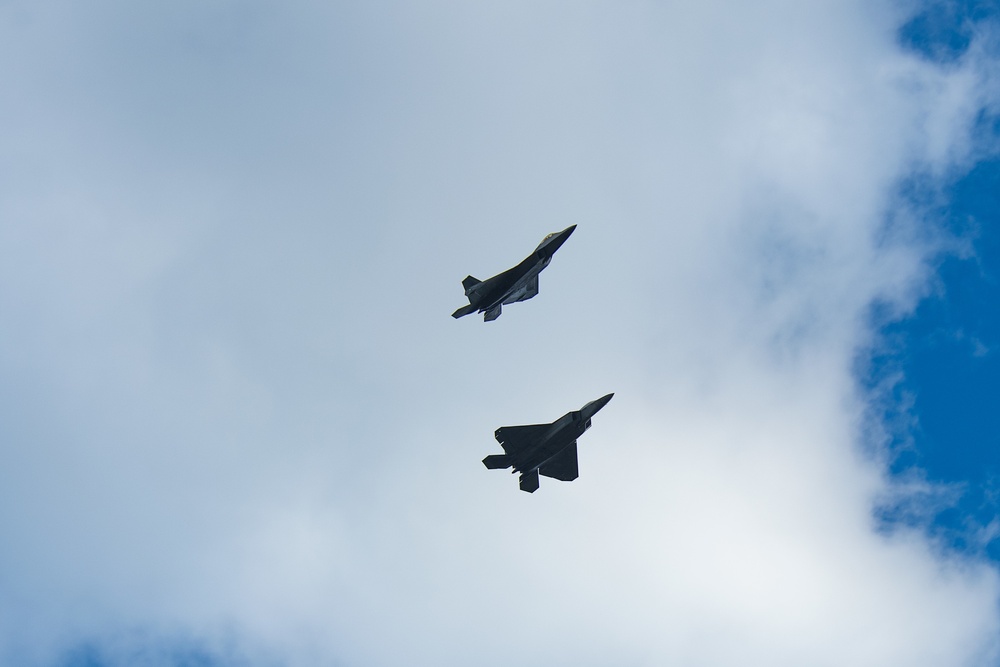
[482,454,510,469]
[519,469,540,493]
[462,275,482,293]
[484,304,502,321]
[452,304,477,319]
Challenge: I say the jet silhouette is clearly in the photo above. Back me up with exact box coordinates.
[483,393,614,493]
[452,225,576,322]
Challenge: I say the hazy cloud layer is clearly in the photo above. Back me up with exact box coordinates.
[2,1,999,665]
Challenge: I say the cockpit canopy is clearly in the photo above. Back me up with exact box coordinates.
[533,225,576,253]
[535,232,557,251]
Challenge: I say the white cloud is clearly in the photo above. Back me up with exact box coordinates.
[1,1,999,665]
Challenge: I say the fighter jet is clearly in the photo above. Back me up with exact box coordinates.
[483,393,614,493]
[452,225,576,321]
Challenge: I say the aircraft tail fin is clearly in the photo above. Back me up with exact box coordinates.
[452,304,477,319]
[482,454,510,469]
[519,469,540,493]
[484,304,502,321]
[462,275,481,293]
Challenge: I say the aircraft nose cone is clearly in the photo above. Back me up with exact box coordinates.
[593,392,614,412]
[541,224,576,256]
[582,392,614,418]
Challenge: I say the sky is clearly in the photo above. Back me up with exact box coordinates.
[2,1,1000,666]
[874,0,1000,560]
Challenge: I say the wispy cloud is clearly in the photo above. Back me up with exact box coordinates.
[1,1,999,665]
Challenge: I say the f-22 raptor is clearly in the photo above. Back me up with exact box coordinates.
[483,393,614,493]
[452,225,576,321]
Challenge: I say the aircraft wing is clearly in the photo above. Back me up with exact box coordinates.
[494,424,549,454]
[503,275,539,305]
[539,442,579,481]
[523,275,539,299]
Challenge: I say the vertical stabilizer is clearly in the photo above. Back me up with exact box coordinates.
[519,469,540,493]
[462,276,481,293]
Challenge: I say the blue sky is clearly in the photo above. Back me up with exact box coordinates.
[873,0,1000,562]
[874,162,1000,555]
[3,1,1000,666]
